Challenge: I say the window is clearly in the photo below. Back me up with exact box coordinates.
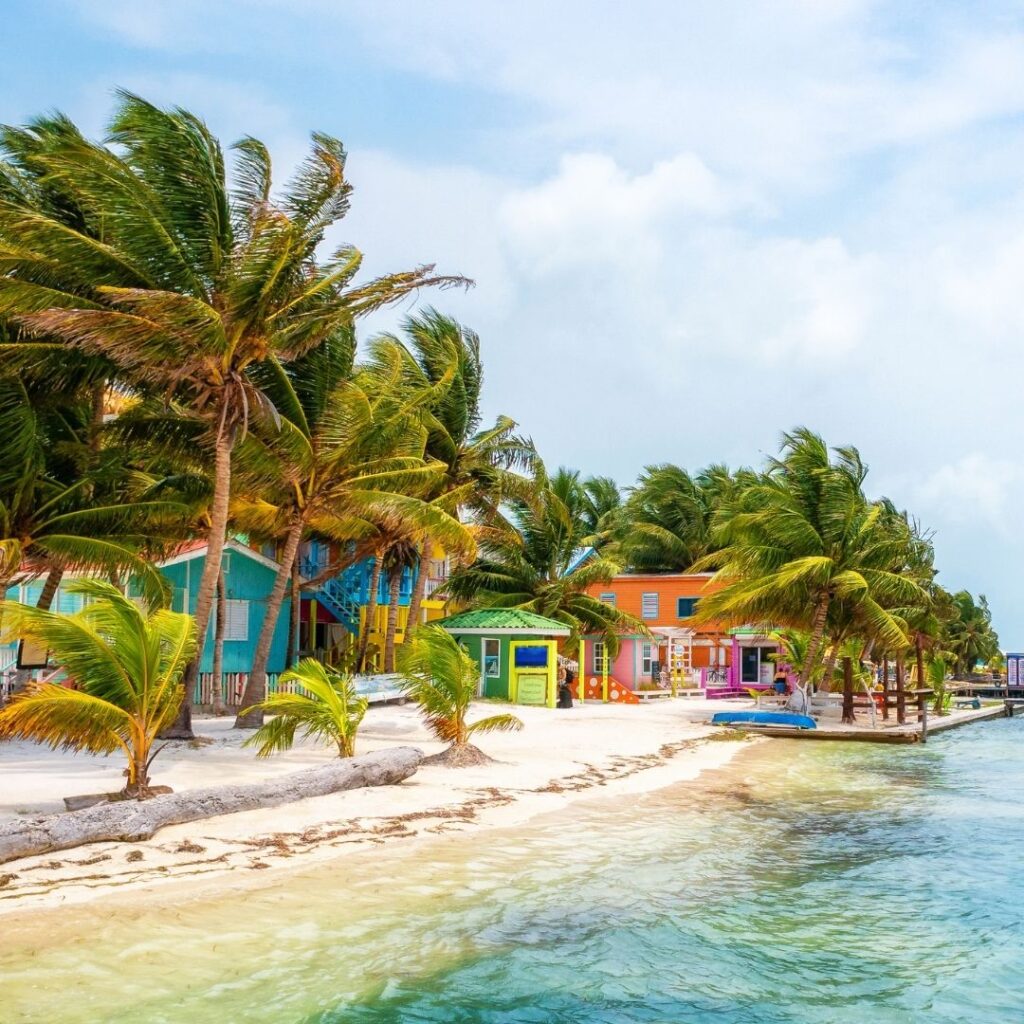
[677,597,699,618]
[593,641,607,674]
[641,592,659,620]
[224,599,249,641]
[599,592,616,607]
[641,642,656,676]
[483,638,501,678]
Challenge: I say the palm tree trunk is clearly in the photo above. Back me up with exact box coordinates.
[895,656,907,725]
[235,514,305,729]
[841,656,855,723]
[915,634,926,688]
[210,570,226,715]
[383,570,402,673]
[355,555,382,673]
[164,431,234,739]
[286,559,300,668]
[799,595,831,689]
[406,538,432,637]
[36,566,63,611]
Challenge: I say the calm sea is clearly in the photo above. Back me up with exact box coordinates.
[4,718,1023,1023]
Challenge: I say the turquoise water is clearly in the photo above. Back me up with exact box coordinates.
[5,719,1024,1022]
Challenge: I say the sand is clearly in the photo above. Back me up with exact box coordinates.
[0,697,757,918]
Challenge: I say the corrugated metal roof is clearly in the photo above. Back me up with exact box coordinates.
[434,608,571,635]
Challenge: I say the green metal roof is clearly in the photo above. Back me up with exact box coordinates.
[435,608,571,636]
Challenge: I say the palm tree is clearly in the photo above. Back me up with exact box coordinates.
[944,591,999,678]
[369,311,536,635]
[444,465,643,654]
[0,374,173,609]
[695,429,923,689]
[231,337,472,726]
[0,93,465,736]
[241,659,367,758]
[0,580,196,797]
[618,464,717,572]
[398,624,522,765]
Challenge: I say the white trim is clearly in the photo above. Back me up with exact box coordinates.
[158,539,289,576]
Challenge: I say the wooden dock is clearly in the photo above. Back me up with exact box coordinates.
[722,703,1008,744]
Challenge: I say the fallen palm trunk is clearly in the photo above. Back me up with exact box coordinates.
[0,746,423,865]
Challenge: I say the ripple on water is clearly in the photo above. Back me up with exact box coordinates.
[4,722,1024,1023]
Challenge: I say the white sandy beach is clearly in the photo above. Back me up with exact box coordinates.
[0,698,758,919]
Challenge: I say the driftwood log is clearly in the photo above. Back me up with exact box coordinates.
[0,746,423,865]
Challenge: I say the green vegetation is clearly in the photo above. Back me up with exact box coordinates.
[241,659,367,758]
[0,93,1000,752]
[0,581,196,796]
[398,625,522,764]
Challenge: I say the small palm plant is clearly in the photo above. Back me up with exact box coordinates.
[0,581,196,799]
[241,659,368,758]
[927,655,951,716]
[398,624,523,766]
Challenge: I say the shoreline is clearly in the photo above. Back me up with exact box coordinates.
[0,700,760,929]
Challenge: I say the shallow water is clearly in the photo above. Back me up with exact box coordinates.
[4,719,1024,1023]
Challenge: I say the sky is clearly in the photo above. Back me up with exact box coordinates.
[2,1,1023,642]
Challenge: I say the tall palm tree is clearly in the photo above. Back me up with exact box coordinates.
[231,337,472,726]
[369,311,536,634]
[445,465,642,653]
[0,94,465,735]
[0,581,196,797]
[695,429,923,688]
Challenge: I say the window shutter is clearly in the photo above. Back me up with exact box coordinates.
[641,593,659,619]
[224,599,249,641]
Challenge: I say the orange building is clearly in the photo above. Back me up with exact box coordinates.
[582,572,782,697]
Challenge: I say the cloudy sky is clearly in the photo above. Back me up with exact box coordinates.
[4,1,1023,641]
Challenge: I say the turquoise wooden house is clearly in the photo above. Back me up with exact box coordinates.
[154,539,293,676]
[435,608,570,706]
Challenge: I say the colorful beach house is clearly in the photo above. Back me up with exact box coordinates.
[581,573,784,698]
[296,538,451,671]
[435,608,570,706]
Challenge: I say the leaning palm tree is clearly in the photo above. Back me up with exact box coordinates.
[241,659,367,758]
[0,581,196,798]
[0,94,465,736]
[0,374,173,608]
[444,464,642,655]
[398,624,522,766]
[695,429,923,690]
[230,335,473,727]
[369,311,536,634]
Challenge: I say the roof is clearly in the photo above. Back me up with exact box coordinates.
[158,538,289,576]
[434,608,571,636]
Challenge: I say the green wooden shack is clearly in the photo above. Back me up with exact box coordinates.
[434,609,570,706]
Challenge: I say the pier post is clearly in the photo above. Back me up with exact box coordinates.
[919,692,928,743]
[881,658,889,721]
[896,658,906,725]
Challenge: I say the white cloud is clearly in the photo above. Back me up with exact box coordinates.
[912,455,1023,535]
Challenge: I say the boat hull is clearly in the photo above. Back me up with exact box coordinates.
[711,711,817,730]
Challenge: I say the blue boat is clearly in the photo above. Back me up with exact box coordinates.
[711,710,817,730]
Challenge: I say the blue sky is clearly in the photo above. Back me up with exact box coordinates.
[4,1,1024,642]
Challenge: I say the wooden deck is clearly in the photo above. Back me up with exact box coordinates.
[719,703,1007,743]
